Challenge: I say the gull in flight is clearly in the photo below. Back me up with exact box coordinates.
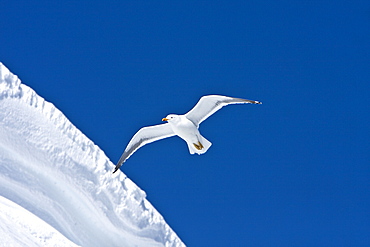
[113,95,262,173]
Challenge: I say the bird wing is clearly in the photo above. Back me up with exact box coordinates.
[113,123,175,173]
[185,95,262,127]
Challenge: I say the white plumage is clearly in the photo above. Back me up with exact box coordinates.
[113,95,262,173]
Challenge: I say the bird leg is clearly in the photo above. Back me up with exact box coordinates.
[193,141,204,150]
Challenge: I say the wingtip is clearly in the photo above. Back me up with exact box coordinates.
[113,166,120,174]
[254,100,262,104]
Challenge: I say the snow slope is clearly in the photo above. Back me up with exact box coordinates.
[0,63,185,247]
[0,195,79,247]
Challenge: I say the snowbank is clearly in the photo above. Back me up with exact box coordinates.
[0,63,185,247]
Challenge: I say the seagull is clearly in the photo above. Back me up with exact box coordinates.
[113,95,262,173]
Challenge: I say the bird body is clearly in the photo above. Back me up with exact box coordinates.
[113,95,261,173]
[164,114,212,155]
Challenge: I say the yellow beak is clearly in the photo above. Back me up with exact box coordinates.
[162,118,168,121]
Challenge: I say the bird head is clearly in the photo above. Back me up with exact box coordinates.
[162,114,178,122]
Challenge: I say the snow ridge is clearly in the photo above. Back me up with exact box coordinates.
[0,63,22,99]
[0,63,185,247]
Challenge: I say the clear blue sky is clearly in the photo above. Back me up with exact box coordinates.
[2,1,369,246]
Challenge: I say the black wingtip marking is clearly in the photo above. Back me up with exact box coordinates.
[113,166,120,174]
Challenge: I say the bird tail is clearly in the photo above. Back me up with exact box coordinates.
[187,135,212,155]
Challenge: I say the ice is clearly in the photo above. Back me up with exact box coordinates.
[0,63,185,247]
